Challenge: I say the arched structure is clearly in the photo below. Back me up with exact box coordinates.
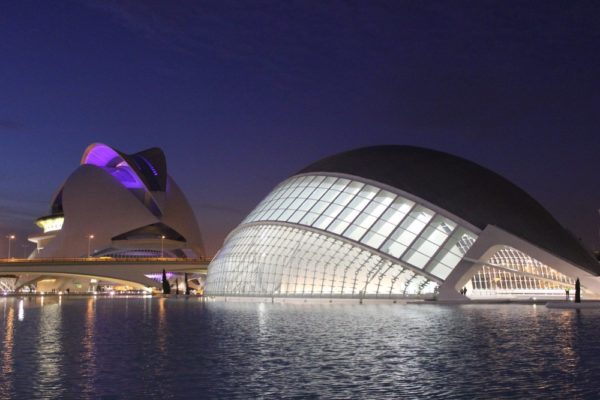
[21,143,205,292]
[0,258,208,292]
[29,143,204,259]
[205,145,600,301]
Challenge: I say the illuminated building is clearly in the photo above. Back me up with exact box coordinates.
[15,143,205,292]
[28,143,204,259]
[206,146,600,301]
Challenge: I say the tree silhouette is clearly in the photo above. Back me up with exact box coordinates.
[162,269,171,294]
[184,272,190,295]
[575,278,581,303]
[175,278,180,295]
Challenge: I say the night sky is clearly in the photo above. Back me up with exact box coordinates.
[1,1,599,256]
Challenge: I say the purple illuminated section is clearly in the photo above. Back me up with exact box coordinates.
[81,143,145,189]
[139,156,159,176]
[81,143,121,167]
[110,167,144,189]
[145,272,177,282]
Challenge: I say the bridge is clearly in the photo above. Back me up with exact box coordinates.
[0,257,211,290]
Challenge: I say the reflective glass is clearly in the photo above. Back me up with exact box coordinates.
[206,224,438,298]
[215,174,480,291]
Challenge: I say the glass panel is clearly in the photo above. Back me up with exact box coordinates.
[380,206,433,258]
[361,231,388,249]
[205,223,438,298]
[401,216,456,268]
[426,229,477,279]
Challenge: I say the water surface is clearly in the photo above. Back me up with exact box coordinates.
[1,296,599,399]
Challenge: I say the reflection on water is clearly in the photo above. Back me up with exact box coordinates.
[81,298,96,397]
[1,304,15,395]
[157,297,167,356]
[1,298,600,398]
[17,299,24,321]
[34,296,64,398]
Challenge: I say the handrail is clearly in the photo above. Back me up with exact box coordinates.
[0,257,212,264]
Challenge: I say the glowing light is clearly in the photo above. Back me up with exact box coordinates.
[88,235,95,258]
[18,299,24,321]
[81,143,145,189]
[139,155,159,176]
[36,216,64,233]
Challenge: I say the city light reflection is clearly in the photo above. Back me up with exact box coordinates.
[157,297,167,357]
[17,299,24,321]
[1,306,15,395]
[35,299,63,397]
[81,297,96,396]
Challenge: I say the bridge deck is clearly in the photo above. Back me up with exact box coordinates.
[0,258,211,289]
[0,257,211,266]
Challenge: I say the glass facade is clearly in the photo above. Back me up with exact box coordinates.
[206,224,438,298]
[206,174,479,298]
[469,246,575,297]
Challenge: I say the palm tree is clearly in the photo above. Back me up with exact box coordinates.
[162,269,171,294]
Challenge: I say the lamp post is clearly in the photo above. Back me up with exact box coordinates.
[21,243,30,259]
[160,235,166,258]
[6,235,15,259]
[87,234,94,258]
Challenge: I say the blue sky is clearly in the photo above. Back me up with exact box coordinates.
[1,0,600,255]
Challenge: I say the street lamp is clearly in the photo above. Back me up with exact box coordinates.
[21,243,30,259]
[6,235,15,259]
[160,235,166,258]
[87,234,95,258]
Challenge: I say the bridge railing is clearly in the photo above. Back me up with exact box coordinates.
[0,257,213,264]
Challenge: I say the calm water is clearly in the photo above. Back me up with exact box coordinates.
[1,296,599,399]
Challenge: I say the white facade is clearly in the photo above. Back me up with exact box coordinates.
[29,143,204,259]
[207,173,480,299]
[206,147,600,301]
[17,143,205,292]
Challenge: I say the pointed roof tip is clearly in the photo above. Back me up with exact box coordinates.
[80,143,167,191]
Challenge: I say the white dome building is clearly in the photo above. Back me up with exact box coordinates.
[205,146,600,301]
[16,143,205,292]
[29,143,204,259]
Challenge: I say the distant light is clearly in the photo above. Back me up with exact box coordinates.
[36,216,64,233]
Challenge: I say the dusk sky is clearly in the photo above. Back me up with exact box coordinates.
[1,1,599,256]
